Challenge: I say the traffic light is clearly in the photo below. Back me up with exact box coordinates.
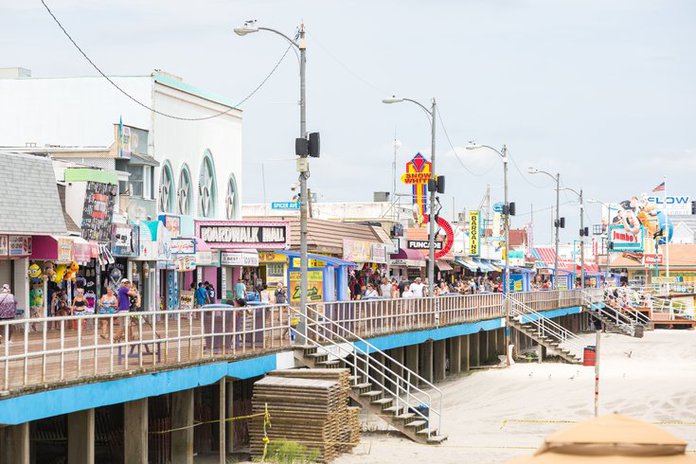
[295,132,321,158]
[308,132,320,158]
[580,227,589,237]
[555,217,566,228]
[427,176,445,193]
[507,202,516,216]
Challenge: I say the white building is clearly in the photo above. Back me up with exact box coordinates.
[0,68,242,221]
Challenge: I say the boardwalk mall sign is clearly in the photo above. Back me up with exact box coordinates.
[195,221,289,250]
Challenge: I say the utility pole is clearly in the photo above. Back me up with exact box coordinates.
[554,173,560,289]
[427,98,437,296]
[594,329,601,416]
[298,23,309,341]
[580,189,585,288]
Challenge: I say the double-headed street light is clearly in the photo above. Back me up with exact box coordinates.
[466,142,512,365]
[529,167,561,289]
[382,96,438,296]
[589,199,612,282]
[562,187,586,288]
[235,20,310,340]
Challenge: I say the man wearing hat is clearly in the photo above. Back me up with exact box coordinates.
[117,278,135,313]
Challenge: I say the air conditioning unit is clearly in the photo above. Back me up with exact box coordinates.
[374,191,390,202]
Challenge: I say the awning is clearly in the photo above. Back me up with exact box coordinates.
[390,248,426,268]
[472,258,497,272]
[454,257,479,272]
[194,237,211,252]
[510,266,536,274]
[436,260,453,271]
[277,250,356,268]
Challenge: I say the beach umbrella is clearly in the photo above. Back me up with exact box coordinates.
[508,414,696,463]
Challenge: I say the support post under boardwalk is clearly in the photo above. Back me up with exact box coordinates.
[0,422,30,464]
[68,409,95,464]
[460,335,470,372]
[419,341,433,384]
[124,398,148,464]
[433,339,446,382]
[171,389,194,464]
[449,336,461,375]
[405,344,419,377]
[471,332,480,367]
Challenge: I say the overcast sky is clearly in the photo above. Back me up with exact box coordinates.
[3,0,695,244]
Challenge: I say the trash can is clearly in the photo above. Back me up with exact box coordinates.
[583,346,596,366]
[634,325,644,338]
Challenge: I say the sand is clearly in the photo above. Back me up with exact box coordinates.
[336,329,696,464]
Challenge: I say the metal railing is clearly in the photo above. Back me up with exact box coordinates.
[0,304,292,393]
[292,305,443,439]
[509,296,585,357]
[582,291,637,335]
[652,297,694,321]
[0,290,590,395]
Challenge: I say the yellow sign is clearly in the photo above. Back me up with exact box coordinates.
[291,258,324,268]
[289,270,323,303]
[468,210,480,256]
[258,251,288,263]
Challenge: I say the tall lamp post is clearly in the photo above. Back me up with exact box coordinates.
[562,187,585,288]
[529,167,561,289]
[466,142,511,364]
[383,96,438,296]
[234,20,310,339]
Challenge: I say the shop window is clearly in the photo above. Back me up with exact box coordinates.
[125,164,143,197]
[198,151,217,218]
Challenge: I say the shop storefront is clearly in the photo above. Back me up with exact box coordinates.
[280,251,355,303]
[195,220,290,302]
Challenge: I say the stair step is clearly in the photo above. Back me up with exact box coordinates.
[394,413,415,421]
[372,398,393,406]
[405,420,427,428]
[360,390,383,398]
[305,352,328,358]
[317,360,340,367]
[416,428,436,435]
[426,435,447,444]
[353,383,372,390]
[383,406,402,414]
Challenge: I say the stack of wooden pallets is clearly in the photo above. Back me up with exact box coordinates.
[250,369,360,462]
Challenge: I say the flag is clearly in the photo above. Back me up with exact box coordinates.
[652,181,665,192]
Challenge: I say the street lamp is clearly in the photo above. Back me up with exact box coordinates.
[383,96,438,296]
[235,20,310,340]
[466,142,512,364]
[529,167,561,289]
[562,187,586,288]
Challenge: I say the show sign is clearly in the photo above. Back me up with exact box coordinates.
[401,153,432,223]
[407,240,443,250]
[609,224,644,252]
[647,195,691,215]
[196,221,289,250]
[220,251,259,267]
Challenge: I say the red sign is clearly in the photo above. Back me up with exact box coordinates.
[643,253,663,265]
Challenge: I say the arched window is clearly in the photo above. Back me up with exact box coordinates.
[225,174,239,220]
[158,161,176,213]
[178,164,193,215]
[198,150,217,218]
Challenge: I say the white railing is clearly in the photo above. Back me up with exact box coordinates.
[583,291,637,335]
[653,297,694,321]
[0,290,589,395]
[0,304,292,393]
[292,305,443,439]
[509,297,585,357]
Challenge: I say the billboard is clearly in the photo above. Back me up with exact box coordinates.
[605,194,673,249]
[609,224,644,252]
[401,153,432,225]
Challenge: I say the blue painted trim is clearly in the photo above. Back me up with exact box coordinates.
[153,72,241,110]
[0,354,277,425]
[356,317,506,353]
[519,306,582,324]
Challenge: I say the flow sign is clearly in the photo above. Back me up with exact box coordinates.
[271,202,300,210]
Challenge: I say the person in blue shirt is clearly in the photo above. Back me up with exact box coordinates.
[195,282,208,307]
[234,280,246,301]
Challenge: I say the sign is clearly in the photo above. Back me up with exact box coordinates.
[291,258,324,268]
[160,214,181,237]
[271,201,300,210]
[647,195,691,215]
[493,202,505,213]
[111,224,138,257]
[220,251,260,267]
[259,251,288,263]
[407,240,443,250]
[609,224,644,252]
[371,244,387,264]
[343,239,373,262]
[115,123,148,159]
[57,238,73,262]
[8,236,32,256]
[196,221,288,250]
[174,255,196,272]
[643,253,663,265]
[401,153,432,223]
[265,263,285,286]
[507,273,524,292]
[73,242,91,263]
[0,236,8,256]
[289,270,323,303]
[170,238,196,255]
[468,210,481,256]
[81,181,117,243]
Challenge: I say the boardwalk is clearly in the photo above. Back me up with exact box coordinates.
[0,290,593,396]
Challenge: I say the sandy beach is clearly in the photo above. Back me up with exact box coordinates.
[336,329,696,464]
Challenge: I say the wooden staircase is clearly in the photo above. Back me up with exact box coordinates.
[509,319,582,364]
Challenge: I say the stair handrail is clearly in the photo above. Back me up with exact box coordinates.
[290,306,443,439]
[582,291,637,335]
[509,297,585,355]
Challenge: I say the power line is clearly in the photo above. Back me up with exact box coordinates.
[515,201,574,217]
[40,0,291,121]
[508,151,550,189]
[435,106,497,177]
